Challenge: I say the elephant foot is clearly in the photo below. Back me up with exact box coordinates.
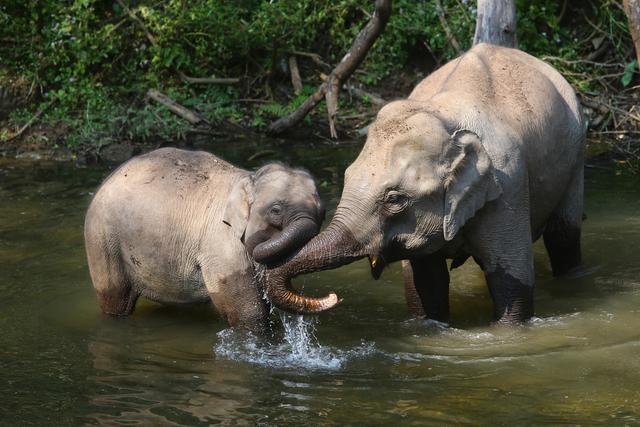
[96,288,139,316]
[486,267,534,324]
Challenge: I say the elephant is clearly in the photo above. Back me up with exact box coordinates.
[84,147,325,331]
[262,43,586,324]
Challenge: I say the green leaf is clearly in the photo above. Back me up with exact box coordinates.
[622,60,637,87]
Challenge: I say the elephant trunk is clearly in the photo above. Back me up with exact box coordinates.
[252,217,319,265]
[264,220,364,314]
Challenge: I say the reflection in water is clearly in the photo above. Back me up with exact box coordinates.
[1,152,640,425]
[86,319,256,425]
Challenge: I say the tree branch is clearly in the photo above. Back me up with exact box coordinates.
[347,85,386,106]
[435,0,463,54]
[288,56,303,94]
[115,0,159,48]
[267,0,392,137]
[117,0,239,87]
[3,103,51,142]
[146,90,207,125]
[178,72,240,85]
[291,51,332,70]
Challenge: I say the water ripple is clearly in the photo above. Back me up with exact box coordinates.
[213,312,378,371]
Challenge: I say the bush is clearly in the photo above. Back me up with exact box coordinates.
[0,0,633,147]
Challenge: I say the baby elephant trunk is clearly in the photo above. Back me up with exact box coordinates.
[252,217,319,265]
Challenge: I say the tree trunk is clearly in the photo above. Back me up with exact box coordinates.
[473,0,517,48]
[624,0,640,66]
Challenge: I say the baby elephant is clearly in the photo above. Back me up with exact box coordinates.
[84,147,324,331]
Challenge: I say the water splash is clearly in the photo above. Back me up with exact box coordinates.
[214,312,376,370]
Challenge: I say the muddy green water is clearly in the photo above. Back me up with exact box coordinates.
[1,139,640,426]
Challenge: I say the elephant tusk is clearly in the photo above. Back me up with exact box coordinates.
[369,255,378,269]
[368,255,386,280]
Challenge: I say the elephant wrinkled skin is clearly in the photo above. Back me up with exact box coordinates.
[266,44,586,324]
[84,148,333,332]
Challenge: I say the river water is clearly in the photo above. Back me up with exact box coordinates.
[1,138,639,425]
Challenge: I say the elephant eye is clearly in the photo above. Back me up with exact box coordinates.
[269,204,283,217]
[384,191,409,214]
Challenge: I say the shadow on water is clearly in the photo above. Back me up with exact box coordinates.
[1,140,640,425]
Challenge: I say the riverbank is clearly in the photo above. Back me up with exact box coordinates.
[2,0,637,169]
[1,79,637,174]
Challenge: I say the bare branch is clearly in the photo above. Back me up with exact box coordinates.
[290,51,332,70]
[288,56,303,94]
[115,0,159,48]
[117,1,238,87]
[268,0,392,137]
[435,0,463,54]
[178,72,240,85]
[541,56,625,68]
[146,89,207,125]
[347,86,386,106]
[3,103,51,142]
[319,73,386,106]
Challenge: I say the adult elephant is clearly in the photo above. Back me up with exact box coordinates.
[85,148,325,331]
[263,43,586,324]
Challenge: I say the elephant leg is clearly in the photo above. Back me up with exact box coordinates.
[543,171,583,276]
[87,247,139,316]
[469,198,535,324]
[401,254,450,322]
[96,281,139,316]
[482,238,534,324]
[485,265,534,324]
[202,266,269,333]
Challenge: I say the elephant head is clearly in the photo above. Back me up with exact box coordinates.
[264,101,503,314]
[223,163,325,266]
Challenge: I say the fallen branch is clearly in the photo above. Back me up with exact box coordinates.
[4,102,52,142]
[178,72,240,85]
[146,89,207,125]
[268,0,392,137]
[541,56,624,68]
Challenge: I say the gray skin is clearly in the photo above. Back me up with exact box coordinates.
[263,43,586,323]
[84,148,325,331]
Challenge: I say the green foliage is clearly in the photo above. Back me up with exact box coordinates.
[251,85,316,128]
[0,0,634,149]
[622,60,637,87]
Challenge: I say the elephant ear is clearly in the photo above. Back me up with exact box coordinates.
[222,175,253,241]
[442,129,502,241]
